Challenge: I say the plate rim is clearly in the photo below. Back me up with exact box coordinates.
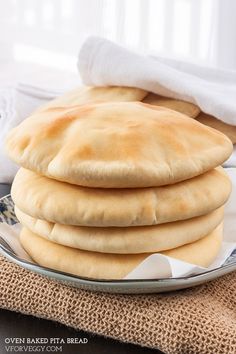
[1,244,236,291]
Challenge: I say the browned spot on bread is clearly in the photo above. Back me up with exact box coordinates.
[77,145,94,159]
[17,136,31,151]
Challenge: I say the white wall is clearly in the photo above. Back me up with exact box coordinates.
[0,0,235,71]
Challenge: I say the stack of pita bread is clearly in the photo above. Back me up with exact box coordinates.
[6,87,233,280]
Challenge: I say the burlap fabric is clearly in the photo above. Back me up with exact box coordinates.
[0,256,235,354]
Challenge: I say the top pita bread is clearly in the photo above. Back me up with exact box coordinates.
[39,87,236,144]
[6,102,232,188]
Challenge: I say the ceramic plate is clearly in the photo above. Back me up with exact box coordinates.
[0,194,236,294]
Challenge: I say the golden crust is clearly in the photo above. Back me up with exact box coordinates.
[196,112,236,144]
[12,168,231,227]
[37,86,148,112]
[20,224,223,280]
[16,206,224,254]
[6,102,233,188]
[142,93,200,118]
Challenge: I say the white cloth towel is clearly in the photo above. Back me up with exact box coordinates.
[78,37,236,125]
[0,83,62,183]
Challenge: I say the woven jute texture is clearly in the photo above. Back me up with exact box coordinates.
[0,256,235,354]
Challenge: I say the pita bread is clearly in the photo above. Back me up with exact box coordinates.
[12,168,231,227]
[143,93,200,118]
[15,206,224,254]
[19,225,223,279]
[162,223,223,266]
[143,94,236,144]
[37,86,148,112]
[143,94,235,144]
[196,112,236,144]
[6,102,233,188]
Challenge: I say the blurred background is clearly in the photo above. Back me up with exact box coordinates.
[0,0,236,76]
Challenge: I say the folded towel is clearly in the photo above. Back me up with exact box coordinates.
[0,84,61,183]
[0,256,235,354]
[78,37,236,125]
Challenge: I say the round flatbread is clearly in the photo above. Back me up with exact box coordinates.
[143,94,236,144]
[12,168,231,227]
[142,93,236,144]
[143,93,200,118]
[196,112,236,144]
[20,225,223,279]
[6,102,232,188]
[162,223,223,267]
[37,86,148,112]
[15,206,224,254]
